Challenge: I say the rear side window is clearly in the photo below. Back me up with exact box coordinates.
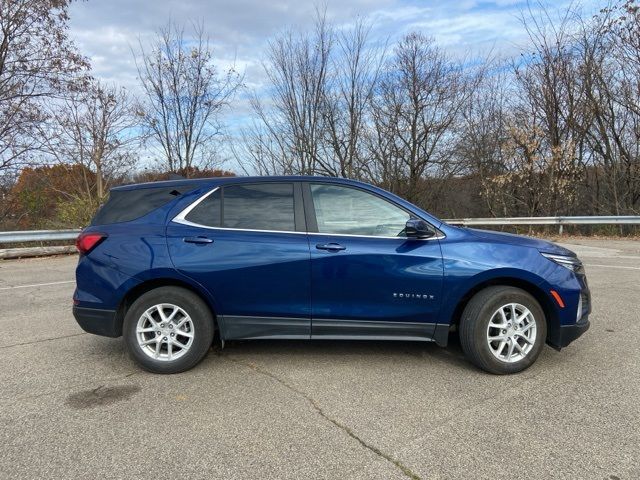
[92,185,196,225]
[224,183,294,231]
[184,183,295,232]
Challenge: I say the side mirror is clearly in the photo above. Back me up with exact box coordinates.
[405,219,435,239]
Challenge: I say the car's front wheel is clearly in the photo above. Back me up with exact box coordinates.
[123,286,214,374]
[459,286,546,374]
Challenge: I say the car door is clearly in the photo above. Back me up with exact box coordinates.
[167,182,311,339]
[305,182,444,340]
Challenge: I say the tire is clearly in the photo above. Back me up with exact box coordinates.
[459,286,546,374]
[123,286,214,374]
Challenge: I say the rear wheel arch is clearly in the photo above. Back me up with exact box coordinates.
[115,278,218,336]
[122,286,215,373]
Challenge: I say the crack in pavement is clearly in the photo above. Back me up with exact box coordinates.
[1,332,87,350]
[224,355,422,480]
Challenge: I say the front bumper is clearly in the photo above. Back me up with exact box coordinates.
[73,306,120,337]
[548,269,591,349]
[547,313,590,350]
[556,317,590,348]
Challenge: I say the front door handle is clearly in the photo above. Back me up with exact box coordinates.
[183,236,213,244]
[316,243,346,252]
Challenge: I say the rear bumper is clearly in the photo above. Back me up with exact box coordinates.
[73,306,120,337]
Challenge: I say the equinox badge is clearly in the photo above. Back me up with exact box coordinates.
[393,293,435,300]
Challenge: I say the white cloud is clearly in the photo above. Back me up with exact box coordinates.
[70,0,606,90]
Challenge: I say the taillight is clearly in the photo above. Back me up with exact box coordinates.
[75,232,107,255]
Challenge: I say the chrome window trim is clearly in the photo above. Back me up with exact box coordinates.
[173,186,221,224]
[171,185,445,241]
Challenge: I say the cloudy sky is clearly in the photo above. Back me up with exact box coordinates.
[67,0,605,167]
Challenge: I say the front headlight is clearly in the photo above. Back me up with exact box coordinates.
[541,253,584,274]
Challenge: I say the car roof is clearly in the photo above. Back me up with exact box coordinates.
[110,175,370,191]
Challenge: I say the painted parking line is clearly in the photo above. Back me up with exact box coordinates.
[585,264,640,271]
[0,280,75,291]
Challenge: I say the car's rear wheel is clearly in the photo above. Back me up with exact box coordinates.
[123,286,214,374]
[459,286,546,374]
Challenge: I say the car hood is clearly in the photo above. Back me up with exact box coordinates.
[465,228,576,256]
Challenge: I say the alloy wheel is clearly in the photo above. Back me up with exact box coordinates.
[136,303,195,361]
[486,302,537,363]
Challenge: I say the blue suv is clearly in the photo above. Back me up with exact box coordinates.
[73,176,590,374]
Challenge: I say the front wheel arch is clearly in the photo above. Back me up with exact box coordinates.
[459,285,547,374]
[447,277,559,345]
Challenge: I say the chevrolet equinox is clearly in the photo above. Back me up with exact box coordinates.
[73,176,590,374]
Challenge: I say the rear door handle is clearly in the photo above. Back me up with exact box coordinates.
[316,243,346,252]
[183,236,213,244]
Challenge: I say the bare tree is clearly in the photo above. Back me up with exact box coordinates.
[607,0,640,213]
[243,12,333,175]
[46,80,139,205]
[457,66,509,215]
[576,1,640,215]
[515,3,585,215]
[369,32,476,203]
[135,22,241,176]
[318,18,385,178]
[0,0,88,174]
[473,2,588,218]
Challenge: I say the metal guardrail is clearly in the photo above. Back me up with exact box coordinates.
[0,229,81,244]
[443,215,640,225]
[443,215,640,234]
[0,216,639,245]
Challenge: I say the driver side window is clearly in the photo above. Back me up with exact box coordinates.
[310,184,410,237]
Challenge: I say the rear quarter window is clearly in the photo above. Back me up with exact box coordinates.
[91,185,198,225]
[184,189,221,227]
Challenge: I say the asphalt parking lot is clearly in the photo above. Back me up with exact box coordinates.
[1,238,639,479]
